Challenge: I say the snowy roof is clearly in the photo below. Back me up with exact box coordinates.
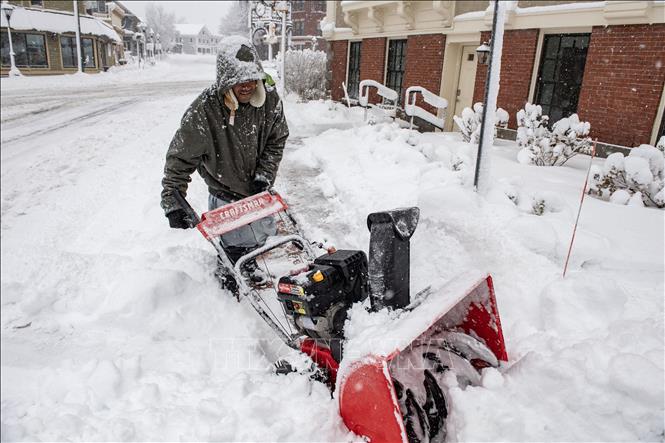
[0,7,122,42]
[174,24,208,36]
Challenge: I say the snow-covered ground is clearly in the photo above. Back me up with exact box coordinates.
[2,55,663,442]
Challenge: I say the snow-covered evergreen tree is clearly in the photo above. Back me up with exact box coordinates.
[284,49,327,100]
[590,143,664,208]
[516,103,592,166]
[453,103,509,143]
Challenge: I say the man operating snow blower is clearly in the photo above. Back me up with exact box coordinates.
[160,36,289,291]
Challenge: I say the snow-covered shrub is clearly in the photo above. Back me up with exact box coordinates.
[495,107,509,129]
[532,197,546,216]
[516,103,592,166]
[284,49,327,100]
[453,103,509,143]
[590,144,664,208]
[656,135,665,153]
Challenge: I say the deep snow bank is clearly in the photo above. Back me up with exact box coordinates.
[282,121,664,441]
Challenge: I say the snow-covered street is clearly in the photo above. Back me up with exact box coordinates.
[2,55,663,441]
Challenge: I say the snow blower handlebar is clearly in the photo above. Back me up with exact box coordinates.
[171,189,201,228]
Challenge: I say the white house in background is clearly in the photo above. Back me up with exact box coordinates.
[172,24,221,55]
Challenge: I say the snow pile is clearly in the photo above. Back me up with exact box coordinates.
[453,102,509,143]
[284,120,663,441]
[282,97,364,138]
[517,103,593,166]
[590,142,665,208]
[284,49,327,100]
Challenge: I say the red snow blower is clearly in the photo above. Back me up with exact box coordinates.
[185,190,508,443]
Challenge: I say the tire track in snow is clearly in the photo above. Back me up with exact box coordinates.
[1,99,139,146]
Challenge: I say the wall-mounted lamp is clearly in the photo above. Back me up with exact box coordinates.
[476,41,491,65]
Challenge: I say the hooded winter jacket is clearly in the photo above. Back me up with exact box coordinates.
[161,36,289,215]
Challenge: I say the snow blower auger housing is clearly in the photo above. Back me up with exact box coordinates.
[192,190,508,443]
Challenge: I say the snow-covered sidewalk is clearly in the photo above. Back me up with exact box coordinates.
[1,57,663,441]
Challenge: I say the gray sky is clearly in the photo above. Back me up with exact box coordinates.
[126,1,233,34]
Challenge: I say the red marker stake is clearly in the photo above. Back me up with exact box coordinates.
[563,140,597,278]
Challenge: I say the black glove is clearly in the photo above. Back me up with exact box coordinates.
[252,174,271,194]
[167,209,193,229]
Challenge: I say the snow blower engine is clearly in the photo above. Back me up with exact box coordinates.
[275,208,419,363]
[276,250,368,358]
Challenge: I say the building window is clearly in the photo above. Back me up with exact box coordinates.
[534,33,590,124]
[292,0,304,11]
[385,39,407,105]
[347,41,361,99]
[293,20,304,36]
[312,1,326,12]
[1,32,48,67]
[60,35,78,67]
[30,0,43,7]
[61,36,96,68]
[86,0,107,14]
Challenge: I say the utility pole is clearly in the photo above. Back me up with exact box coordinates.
[1,1,22,76]
[73,0,83,73]
[473,0,506,194]
[276,1,288,96]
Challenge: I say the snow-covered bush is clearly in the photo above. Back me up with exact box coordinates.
[284,49,327,100]
[590,143,664,208]
[656,135,665,153]
[516,103,592,167]
[453,103,509,143]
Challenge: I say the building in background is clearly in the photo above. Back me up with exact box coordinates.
[85,0,126,65]
[290,0,326,51]
[323,0,665,148]
[112,1,142,60]
[1,0,122,75]
[172,24,221,55]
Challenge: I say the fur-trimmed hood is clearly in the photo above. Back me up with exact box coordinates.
[215,36,266,92]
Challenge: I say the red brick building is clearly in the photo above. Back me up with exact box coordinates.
[290,0,326,51]
[322,1,665,148]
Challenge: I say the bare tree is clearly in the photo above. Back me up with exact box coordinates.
[219,0,250,36]
[145,3,176,51]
